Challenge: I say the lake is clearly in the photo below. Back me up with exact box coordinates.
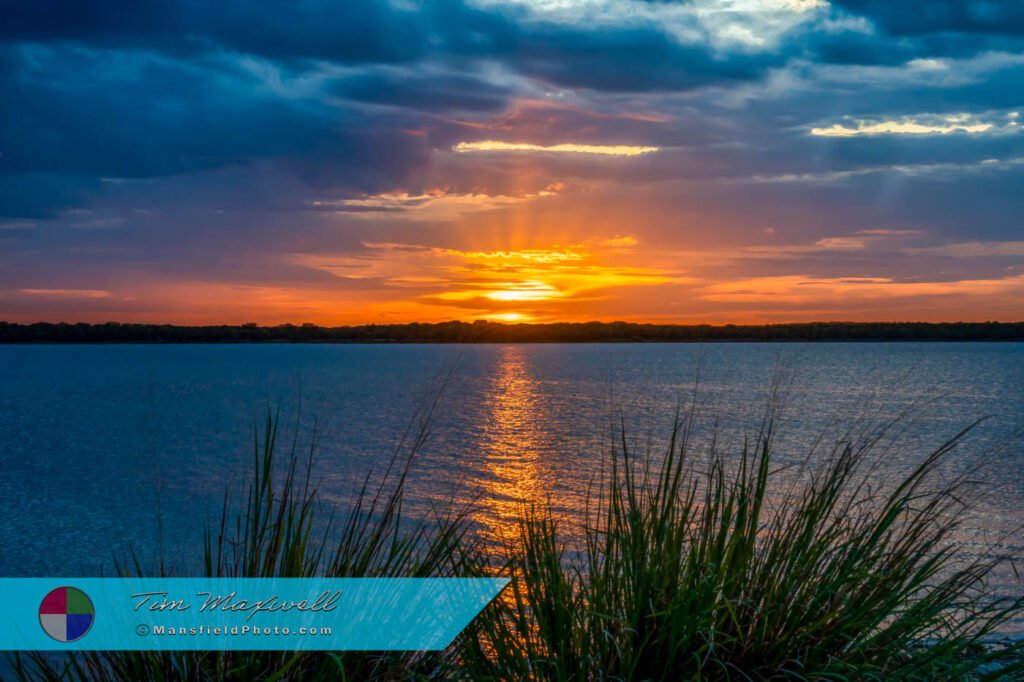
[1,342,1022,627]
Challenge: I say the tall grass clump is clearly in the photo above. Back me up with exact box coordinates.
[8,403,1023,681]
[464,416,1024,681]
[11,406,488,682]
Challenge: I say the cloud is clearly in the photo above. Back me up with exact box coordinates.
[3,0,1024,323]
[447,248,584,263]
[288,239,685,322]
[810,113,1015,137]
[17,288,110,298]
[830,0,1024,38]
[906,241,1024,258]
[453,141,659,155]
[0,43,435,216]
[475,0,827,51]
[856,229,923,236]
[701,272,1024,304]
[331,66,515,113]
[600,235,638,247]
[0,0,431,63]
[813,236,866,249]
[310,185,564,221]
[0,0,785,94]
[744,157,1024,184]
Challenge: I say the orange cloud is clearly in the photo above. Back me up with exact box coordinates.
[18,289,111,298]
[701,273,1024,304]
[310,185,563,221]
[288,238,684,323]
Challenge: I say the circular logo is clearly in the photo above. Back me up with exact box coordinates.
[39,586,95,643]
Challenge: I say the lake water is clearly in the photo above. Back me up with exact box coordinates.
[1,342,1022,628]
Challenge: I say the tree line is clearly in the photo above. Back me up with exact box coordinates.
[2,320,1022,343]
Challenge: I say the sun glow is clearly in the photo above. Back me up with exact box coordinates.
[456,249,584,263]
[290,237,680,322]
[487,312,531,322]
[453,141,659,156]
[484,281,563,301]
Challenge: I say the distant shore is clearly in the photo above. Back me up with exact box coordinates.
[2,320,1024,343]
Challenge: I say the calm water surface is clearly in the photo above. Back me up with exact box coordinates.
[1,342,1022,626]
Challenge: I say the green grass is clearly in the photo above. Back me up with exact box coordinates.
[10,406,489,681]
[463,417,1024,681]
[9,407,1023,681]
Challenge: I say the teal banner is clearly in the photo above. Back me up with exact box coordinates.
[0,578,509,651]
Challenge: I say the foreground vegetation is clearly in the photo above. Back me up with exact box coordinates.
[9,408,1023,681]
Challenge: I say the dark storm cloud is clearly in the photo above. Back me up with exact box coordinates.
[0,41,434,216]
[0,0,429,63]
[0,0,790,218]
[803,27,996,67]
[0,46,330,178]
[0,0,778,91]
[332,68,514,113]
[510,24,768,91]
[788,57,1024,114]
[804,0,1024,66]
[832,0,1024,37]
[0,173,95,219]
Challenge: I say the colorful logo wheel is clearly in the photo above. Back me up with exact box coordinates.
[39,586,95,642]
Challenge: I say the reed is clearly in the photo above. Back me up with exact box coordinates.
[463,416,1024,680]
[9,407,1022,680]
[11,406,488,681]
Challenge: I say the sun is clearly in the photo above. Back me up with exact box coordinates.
[486,312,531,322]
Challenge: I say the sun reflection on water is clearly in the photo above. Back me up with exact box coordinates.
[474,345,551,543]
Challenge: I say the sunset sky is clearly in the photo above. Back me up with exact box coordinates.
[2,0,1023,324]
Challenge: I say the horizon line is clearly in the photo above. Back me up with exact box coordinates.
[3,320,1023,328]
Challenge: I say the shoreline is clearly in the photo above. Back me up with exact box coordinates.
[3,320,1024,344]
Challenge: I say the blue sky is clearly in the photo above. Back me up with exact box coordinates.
[1,0,1023,323]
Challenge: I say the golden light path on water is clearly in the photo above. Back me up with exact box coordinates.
[474,345,551,543]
